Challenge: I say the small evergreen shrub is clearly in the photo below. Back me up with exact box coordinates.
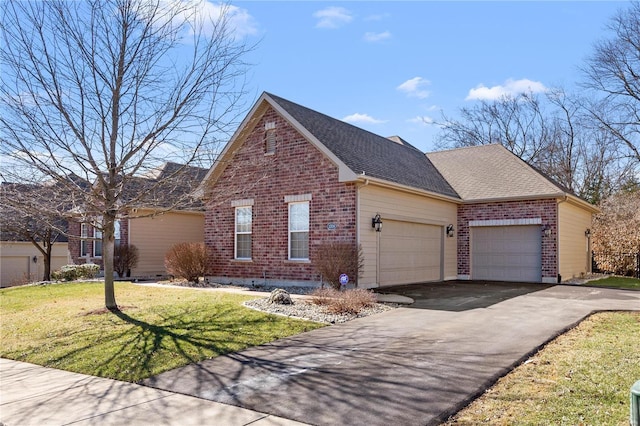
[51,264,100,281]
[164,242,207,283]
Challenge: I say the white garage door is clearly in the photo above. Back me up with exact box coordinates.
[472,225,541,282]
[379,220,442,286]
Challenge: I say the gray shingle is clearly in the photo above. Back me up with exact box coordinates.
[267,93,459,199]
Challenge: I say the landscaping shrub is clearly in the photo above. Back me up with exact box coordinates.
[164,242,206,283]
[114,244,139,277]
[310,288,377,315]
[77,263,99,278]
[51,264,100,281]
[314,242,364,290]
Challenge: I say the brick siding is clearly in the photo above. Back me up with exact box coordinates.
[458,199,558,280]
[204,106,357,284]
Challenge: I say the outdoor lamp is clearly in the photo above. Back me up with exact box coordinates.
[372,213,383,232]
[446,224,455,237]
[585,229,591,237]
[543,225,552,237]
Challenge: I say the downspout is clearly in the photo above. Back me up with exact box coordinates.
[357,177,376,286]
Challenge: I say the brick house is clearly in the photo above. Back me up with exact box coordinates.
[198,93,598,288]
[68,163,207,278]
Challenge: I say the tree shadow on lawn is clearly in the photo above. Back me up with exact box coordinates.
[7,303,315,383]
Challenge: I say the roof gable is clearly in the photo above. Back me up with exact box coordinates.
[427,144,568,201]
[265,93,459,198]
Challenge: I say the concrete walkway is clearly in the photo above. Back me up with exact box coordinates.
[0,358,307,426]
[142,283,640,426]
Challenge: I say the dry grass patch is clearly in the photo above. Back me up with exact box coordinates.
[310,288,377,314]
[445,311,640,425]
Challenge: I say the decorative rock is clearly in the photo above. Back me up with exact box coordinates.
[268,288,292,305]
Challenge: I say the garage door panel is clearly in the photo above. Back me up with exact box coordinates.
[472,226,541,282]
[379,220,442,286]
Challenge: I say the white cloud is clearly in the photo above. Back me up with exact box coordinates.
[193,1,258,37]
[407,116,435,125]
[313,6,353,29]
[364,13,390,22]
[155,1,258,38]
[342,113,386,124]
[466,78,547,101]
[397,77,431,99]
[363,31,391,42]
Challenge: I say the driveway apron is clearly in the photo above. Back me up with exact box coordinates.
[142,283,640,426]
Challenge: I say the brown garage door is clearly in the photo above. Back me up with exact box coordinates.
[379,220,442,286]
[472,225,542,282]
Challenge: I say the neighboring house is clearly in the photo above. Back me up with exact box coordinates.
[199,92,597,288]
[68,162,207,278]
[0,232,70,287]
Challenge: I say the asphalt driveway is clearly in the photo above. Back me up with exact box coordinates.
[143,282,640,426]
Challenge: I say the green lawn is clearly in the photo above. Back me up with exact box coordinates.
[0,282,323,382]
[445,311,640,425]
[586,275,640,290]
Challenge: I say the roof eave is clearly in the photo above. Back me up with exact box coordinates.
[462,192,599,213]
[264,93,359,182]
[194,93,273,199]
[357,175,462,204]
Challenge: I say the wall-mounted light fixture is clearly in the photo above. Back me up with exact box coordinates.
[32,255,38,263]
[585,228,591,237]
[446,224,455,238]
[372,213,383,232]
[542,225,552,237]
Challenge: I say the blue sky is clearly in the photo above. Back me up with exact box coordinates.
[220,1,625,152]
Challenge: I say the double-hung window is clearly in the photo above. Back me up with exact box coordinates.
[80,223,89,256]
[93,227,103,257]
[288,202,309,260]
[114,221,121,247]
[235,206,252,259]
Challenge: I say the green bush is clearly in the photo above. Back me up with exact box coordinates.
[51,264,100,281]
[77,263,99,278]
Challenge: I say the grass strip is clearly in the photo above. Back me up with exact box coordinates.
[445,311,640,425]
[585,276,640,290]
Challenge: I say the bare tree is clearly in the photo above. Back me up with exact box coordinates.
[437,89,635,203]
[583,1,640,164]
[0,182,70,281]
[1,0,252,309]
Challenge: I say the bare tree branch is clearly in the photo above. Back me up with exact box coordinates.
[1,0,253,309]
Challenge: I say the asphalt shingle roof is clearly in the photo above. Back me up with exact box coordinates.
[266,93,459,199]
[426,144,565,201]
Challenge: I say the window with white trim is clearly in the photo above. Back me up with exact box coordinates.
[235,206,252,259]
[288,202,309,260]
[93,227,103,257]
[114,221,121,247]
[80,223,89,256]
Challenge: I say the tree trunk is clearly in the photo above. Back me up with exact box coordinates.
[103,214,117,310]
[43,242,52,281]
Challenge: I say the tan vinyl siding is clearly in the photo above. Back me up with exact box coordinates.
[129,210,204,277]
[0,242,70,287]
[558,201,593,280]
[358,184,457,287]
